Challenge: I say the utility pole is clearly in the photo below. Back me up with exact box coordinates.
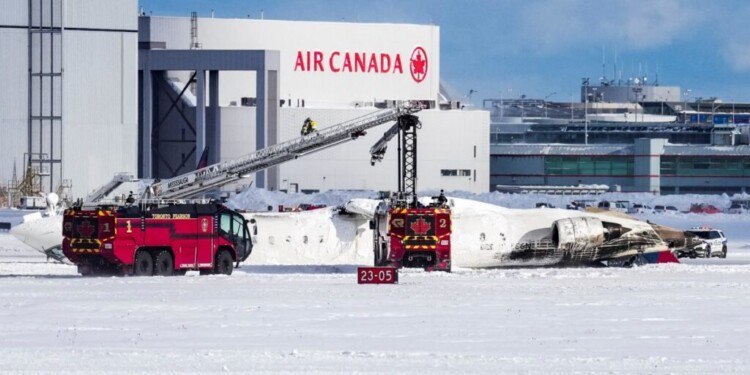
[585,93,590,145]
[582,78,590,144]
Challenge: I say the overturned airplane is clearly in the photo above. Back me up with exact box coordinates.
[10,196,702,268]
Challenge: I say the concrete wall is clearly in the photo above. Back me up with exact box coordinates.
[633,138,665,194]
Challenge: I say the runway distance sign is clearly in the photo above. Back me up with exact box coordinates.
[357,267,398,284]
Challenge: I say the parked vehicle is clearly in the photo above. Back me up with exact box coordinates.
[598,200,629,213]
[728,202,749,214]
[689,203,722,214]
[683,227,727,258]
[615,200,637,214]
[631,203,653,214]
[654,205,679,214]
[566,200,595,210]
[535,202,555,208]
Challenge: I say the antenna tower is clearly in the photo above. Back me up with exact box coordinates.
[190,11,202,49]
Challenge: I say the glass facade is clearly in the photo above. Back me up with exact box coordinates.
[490,124,712,145]
[660,156,750,177]
[545,156,634,176]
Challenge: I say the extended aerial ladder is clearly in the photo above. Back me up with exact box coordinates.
[82,102,423,205]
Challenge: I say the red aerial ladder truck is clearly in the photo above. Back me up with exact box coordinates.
[369,114,452,272]
[62,103,423,276]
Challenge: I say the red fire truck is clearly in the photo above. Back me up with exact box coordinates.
[369,114,452,272]
[62,203,252,276]
[374,204,452,271]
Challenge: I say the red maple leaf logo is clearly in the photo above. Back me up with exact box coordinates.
[77,220,95,238]
[410,47,428,83]
[410,218,431,235]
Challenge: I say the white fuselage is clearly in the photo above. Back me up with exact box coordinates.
[11,197,664,268]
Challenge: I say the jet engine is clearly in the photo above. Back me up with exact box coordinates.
[551,217,625,251]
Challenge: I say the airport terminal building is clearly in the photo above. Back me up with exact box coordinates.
[489,83,750,194]
[1,0,489,201]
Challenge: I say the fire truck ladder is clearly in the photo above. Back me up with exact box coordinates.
[145,102,423,200]
[369,114,421,207]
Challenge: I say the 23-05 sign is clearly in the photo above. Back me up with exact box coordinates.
[357,267,398,284]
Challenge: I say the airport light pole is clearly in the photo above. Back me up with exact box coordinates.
[632,87,642,123]
[585,93,593,145]
[582,77,590,143]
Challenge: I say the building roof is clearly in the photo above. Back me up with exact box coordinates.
[664,145,750,156]
[490,144,633,156]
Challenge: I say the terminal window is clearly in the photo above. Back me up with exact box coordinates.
[441,169,471,177]
[661,156,750,177]
[545,156,633,176]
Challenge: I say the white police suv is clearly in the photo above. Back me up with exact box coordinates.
[686,227,727,258]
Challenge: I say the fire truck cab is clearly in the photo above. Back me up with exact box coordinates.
[62,203,252,276]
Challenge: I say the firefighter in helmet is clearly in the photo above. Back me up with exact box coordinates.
[125,191,136,206]
[301,117,317,136]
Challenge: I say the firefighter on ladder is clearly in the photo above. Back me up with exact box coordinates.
[301,117,317,136]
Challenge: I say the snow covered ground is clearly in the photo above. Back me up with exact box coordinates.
[2,192,750,373]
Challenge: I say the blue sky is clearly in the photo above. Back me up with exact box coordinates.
[139,0,750,105]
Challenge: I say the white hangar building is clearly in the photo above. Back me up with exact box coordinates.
[0,1,489,200]
[0,0,138,201]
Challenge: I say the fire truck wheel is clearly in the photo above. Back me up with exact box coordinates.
[154,250,174,276]
[133,250,154,276]
[214,249,234,275]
